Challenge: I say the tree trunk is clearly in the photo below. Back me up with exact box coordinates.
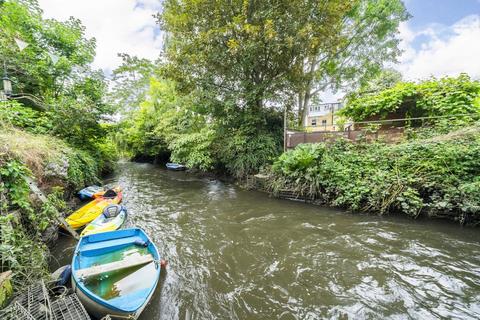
[297,58,316,127]
[297,92,304,127]
[301,90,311,127]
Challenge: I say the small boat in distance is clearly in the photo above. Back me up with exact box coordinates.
[65,187,122,230]
[78,185,104,201]
[72,228,161,319]
[166,163,187,171]
[80,204,128,236]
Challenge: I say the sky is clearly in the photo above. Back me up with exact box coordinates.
[37,0,480,85]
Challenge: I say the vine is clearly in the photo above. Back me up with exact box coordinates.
[341,74,480,122]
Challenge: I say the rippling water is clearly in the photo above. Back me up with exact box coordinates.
[50,162,480,319]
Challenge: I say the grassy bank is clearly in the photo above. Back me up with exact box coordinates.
[0,125,111,297]
[267,124,480,225]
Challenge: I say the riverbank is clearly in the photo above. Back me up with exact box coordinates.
[264,123,480,226]
[0,125,114,303]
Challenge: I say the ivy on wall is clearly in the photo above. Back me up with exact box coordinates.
[340,74,480,121]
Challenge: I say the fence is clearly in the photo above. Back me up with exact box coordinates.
[286,127,404,149]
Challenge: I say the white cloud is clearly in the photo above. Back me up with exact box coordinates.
[36,1,479,86]
[397,15,480,80]
[37,0,163,75]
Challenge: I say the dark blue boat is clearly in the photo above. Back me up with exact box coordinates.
[166,162,187,171]
[71,228,161,319]
[78,185,104,201]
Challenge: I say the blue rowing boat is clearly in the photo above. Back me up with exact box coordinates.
[166,162,186,171]
[71,228,161,319]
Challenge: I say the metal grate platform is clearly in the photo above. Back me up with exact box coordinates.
[50,294,90,320]
[0,280,91,320]
[0,301,36,320]
[13,280,51,320]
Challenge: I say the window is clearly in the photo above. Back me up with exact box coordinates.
[311,119,317,126]
[321,119,327,126]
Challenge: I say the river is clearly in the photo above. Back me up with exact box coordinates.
[50,162,480,319]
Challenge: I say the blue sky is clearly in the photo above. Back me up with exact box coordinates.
[37,0,480,83]
[395,0,480,81]
[406,0,480,29]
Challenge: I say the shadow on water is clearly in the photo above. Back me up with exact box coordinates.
[50,162,480,320]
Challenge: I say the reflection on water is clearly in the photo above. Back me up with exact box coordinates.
[80,245,154,301]
[51,162,480,319]
[84,262,157,301]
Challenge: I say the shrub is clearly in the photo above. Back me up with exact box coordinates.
[0,100,52,134]
[217,131,282,178]
[341,74,480,122]
[268,124,480,224]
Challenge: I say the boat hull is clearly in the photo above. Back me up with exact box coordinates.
[71,228,160,319]
[80,206,128,236]
[72,280,154,319]
[78,185,104,201]
[65,187,122,230]
[166,163,186,171]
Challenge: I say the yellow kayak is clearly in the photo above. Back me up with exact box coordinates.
[80,204,128,236]
[65,187,122,230]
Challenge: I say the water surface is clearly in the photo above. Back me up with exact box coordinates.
[51,162,480,319]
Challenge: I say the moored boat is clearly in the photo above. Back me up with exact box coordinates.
[166,162,186,171]
[78,185,104,201]
[65,187,122,230]
[80,204,128,237]
[71,228,161,319]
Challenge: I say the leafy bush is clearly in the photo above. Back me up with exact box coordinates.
[168,127,216,171]
[0,101,52,133]
[0,159,67,288]
[269,124,480,224]
[341,74,480,121]
[217,131,281,178]
[117,78,283,177]
[66,149,100,189]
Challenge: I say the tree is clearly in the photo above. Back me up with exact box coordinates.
[158,0,354,118]
[360,68,403,93]
[158,0,408,127]
[0,0,97,101]
[296,0,409,125]
[0,0,112,150]
[109,54,157,115]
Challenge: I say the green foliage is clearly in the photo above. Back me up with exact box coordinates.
[110,54,157,114]
[0,0,117,173]
[0,159,32,214]
[117,77,283,176]
[342,74,480,121]
[116,0,407,175]
[0,0,118,292]
[358,68,403,93]
[217,130,281,178]
[0,214,49,288]
[0,159,69,288]
[0,101,52,133]
[269,125,480,224]
[168,127,216,171]
[160,0,352,107]
[0,0,97,101]
[66,149,100,189]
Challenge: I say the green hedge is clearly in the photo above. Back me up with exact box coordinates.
[340,74,480,121]
[269,125,480,224]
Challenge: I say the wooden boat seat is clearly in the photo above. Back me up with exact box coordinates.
[80,236,144,255]
[76,255,154,279]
